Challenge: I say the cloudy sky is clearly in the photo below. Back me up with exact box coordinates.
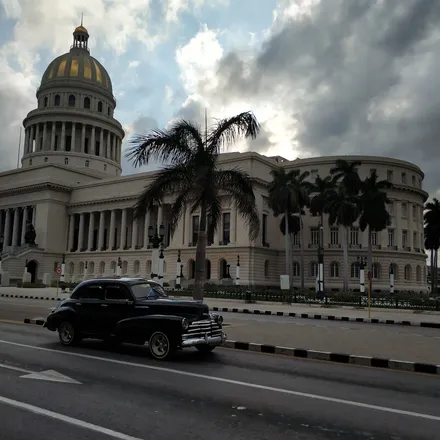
[1,0,440,195]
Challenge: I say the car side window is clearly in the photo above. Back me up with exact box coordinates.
[75,285,104,300]
[105,285,131,301]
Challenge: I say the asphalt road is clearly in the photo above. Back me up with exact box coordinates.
[2,298,440,363]
[0,322,439,439]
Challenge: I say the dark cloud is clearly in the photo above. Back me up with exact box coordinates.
[209,0,440,194]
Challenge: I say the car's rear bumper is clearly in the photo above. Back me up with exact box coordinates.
[181,331,227,348]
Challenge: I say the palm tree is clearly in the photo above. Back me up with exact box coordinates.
[330,159,362,195]
[358,171,392,287]
[325,186,361,292]
[126,111,261,301]
[268,168,311,290]
[310,175,337,227]
[424,198,440,293]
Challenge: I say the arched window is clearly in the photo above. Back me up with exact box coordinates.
[310,261,318,277]
[68,94,75,107]
[89,261,95,274]
[404,264,412,281]
[110,261,116,274]
[69,262,75,275]
[84,97,91,109]
[122,261,128,274]
[44,157,48,162]
[264,260,270,278]
[64,158,69,165]
[416,265,421,282]
[97,101,103,112]
[372,263,380,279]
[99,261,105,274]
[85,160,89,167]
[146,260,152,274]
[134,260,140,274]
[79,262,85,275]
[219,259,227,279]
[330,262,339,278]
[205,260,211,280]
[292,261,300,277]
[44,97,48,107]
[351,262,360,278]
[54,95,61,106]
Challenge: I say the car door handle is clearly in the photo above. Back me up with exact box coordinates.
[101,304,108,307]
[75,302,81,306]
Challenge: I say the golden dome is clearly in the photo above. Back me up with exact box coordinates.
[40,51,113,94]
[74,25,88,34]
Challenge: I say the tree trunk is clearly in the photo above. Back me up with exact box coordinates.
[320,212,325,293]
[367,226,373,292]
[284,212,290,284]
[343,226,349,292]
[299,211,305,291]
[430,251,434,294]
[289,233,294,291]
[435,248,438,294]
[193,204,207,302]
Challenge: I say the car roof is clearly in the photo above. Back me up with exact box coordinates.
[76,277,158,286]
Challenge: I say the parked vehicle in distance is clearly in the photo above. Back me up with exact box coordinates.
[44,277,226,360]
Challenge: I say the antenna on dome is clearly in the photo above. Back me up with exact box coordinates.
[81,12,83,26]
[16,127,22,169]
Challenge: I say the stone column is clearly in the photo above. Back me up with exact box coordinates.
[98,211,105,251]
[71,123,76,152]
[408,203,414,250]
[120,208,127,250]
[68,214,75,251]
[12,208,20,246]
[99,129,104,156]
[35,124,40,151]
[61,121,66,151]
[143,211,150,248]
[87,212,95,251]
[112,136,116,161]
[131,215,138,250]
[395,201,402,249]
[30,125,35,153]
[77,213,85,251]
[91,126,96,155]
[3,209,11,246]
[109,209,116,250]
[107,131,111,159]
[81,124,86,153]
[0,209,3,239]
[21,206,28,245]
[51,122,56,151]
[42,122,47,151]
[24,129,29,154]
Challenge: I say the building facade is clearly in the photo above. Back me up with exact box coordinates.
[0,25,429,292]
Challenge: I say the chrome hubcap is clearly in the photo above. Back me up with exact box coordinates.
[60,323,74,343]
[150,333,169,357]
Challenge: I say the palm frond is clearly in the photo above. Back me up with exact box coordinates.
[207,111,260,155]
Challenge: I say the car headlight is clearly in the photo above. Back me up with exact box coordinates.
[209,313,223,325]
[182,318,189,330]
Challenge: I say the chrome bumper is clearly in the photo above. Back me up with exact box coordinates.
[181,331,227,348]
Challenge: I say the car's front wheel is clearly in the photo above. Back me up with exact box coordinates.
[58,321,80,346]
[148,331,175,360]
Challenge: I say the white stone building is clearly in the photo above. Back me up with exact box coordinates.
[0,25,429,292]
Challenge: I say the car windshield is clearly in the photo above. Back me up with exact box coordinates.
[131,282,168,299]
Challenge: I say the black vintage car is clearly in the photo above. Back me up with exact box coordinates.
[44,277,227,360]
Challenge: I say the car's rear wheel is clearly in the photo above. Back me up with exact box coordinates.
[196,345,216,353]
[148,331,175,360]
[58,321,80,346]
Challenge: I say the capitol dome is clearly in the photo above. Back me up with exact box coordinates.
[39,24,113,96]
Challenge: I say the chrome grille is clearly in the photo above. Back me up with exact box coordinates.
[182,318,222,340]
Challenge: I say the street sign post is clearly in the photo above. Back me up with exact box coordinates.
[56,266,62,298]
[367,271,372,319]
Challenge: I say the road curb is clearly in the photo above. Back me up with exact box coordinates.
[211,306,440,329]
[1,293,64,301]
[23,318,440,376]
[223,340,440,376]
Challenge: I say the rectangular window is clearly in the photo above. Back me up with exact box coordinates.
[310,227,320,245]
[192,215,199,245]
[401,172,406,184]
[402,230,408,248]
[413,231,417,248]
[84,138,89,154]
[222,213,230,244]
[412,204,417,220]
[262,214,267,245]
[401,203,408,217]
[65,135,72,152]
[412,175,416,186]
[387,170,393,181]
[350,227,359,245]
[388,229,394,247]
[54,135,58,151]
[371,230,377,245]
[292,232,300,245]
[330,227,339,245]
[95,141,100,156]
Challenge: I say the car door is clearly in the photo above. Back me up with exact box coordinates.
[102,284,135,335]
[71,284,105,335]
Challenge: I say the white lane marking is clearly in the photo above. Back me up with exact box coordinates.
[0,362,81,384]
[0,395,143,440]
[0,339,439,421]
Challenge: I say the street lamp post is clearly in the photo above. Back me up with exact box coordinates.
[84,261,88,281]
[61,254,66,292]
[116,256,122,276]
[357,256,366,294]
[158,243,165,286]
[317,223,324,299]
[226,263,231,279]
[235,255,240,286]
[389,264,394,294]
[176,250,182,289]
[148,224,165,282]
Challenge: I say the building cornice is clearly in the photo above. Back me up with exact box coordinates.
[0,182,73,197]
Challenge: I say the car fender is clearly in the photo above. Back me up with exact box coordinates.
[45,306,78,331]
[116,314,184,341]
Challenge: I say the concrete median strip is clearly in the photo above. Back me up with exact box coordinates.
[23,317,440,376]
[211,306,440,329]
